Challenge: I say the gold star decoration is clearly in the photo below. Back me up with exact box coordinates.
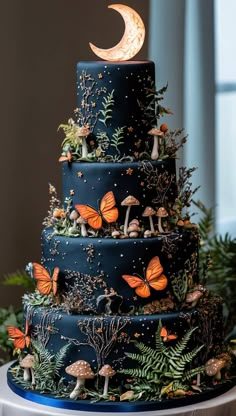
[70,190,75,196]
[77,171,83,178]
[98,73,103,79]
[128,126,134,132]
[126,168,133,175]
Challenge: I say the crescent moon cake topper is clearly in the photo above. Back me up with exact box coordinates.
[89,4,146,61]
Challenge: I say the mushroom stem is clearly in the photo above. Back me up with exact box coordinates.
[124,206,131,235]
[158,216,164,233]
[23,368,31,382]
[196,373,201,387]
[31,368,35,386]
[103,376,109,396]
[80,223,88,237]
[81,137,88,158]
[70,378,85,400]
[149,216,155,234]
[151,136,159,160]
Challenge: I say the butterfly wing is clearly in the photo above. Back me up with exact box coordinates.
[75,204,102,229]
[146,256,168,291]
[100,191,118,224]
[7,326,26,349]
[52,267,59,296]
[122,275,150,298]
[32,262,52,295]
[160,327,168,338]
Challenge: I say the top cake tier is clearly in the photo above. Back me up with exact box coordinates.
[76,60,155,160]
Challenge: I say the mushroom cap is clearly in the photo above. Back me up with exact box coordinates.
[20,354,35,369]
[148,128,164,137]
[99,364,116,378]
[129,219,140,227]
[77,126,91,137]
[69,210,79,221]
[157,207,168,217]
[185,290,203,303]
[121,195,140,206]
[77,216,87,224]
[65,360,95,379]
[205,358,225,376]
[127,224,141,233]
[142,206,156,217]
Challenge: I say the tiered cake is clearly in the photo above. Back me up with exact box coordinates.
[7,9,234,413]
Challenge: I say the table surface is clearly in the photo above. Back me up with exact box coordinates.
[1,362,236,416]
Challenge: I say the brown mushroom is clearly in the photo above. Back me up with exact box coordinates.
[185,290,203,307]
[99,364,116,396]
[77,216,88,237]
[142,206,156,234]
[205,358,226,381]
[65,360,95,399]
[148,128,164,160]
[20,354,35,384]
[156,207,168,233]
[121,196,140,236]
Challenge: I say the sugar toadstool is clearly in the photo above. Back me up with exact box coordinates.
[77,216,88,237]
[65,360,95,399]
[156,207,168,233]
[99,364,116,396]
[148,128,164,160]
[185,290,203,307]
[142,206,156,234]
[77,126,91,158]
[69,210,79,234]
[121,196,140,236]
[205,358,226,381]
[20,354,35,384]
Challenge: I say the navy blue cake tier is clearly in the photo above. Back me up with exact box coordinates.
[42,228,199,314]
[62,159,177,222]
[76,61,155,158]
[23,298,224,381]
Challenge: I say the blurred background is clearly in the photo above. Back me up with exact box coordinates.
[0,0,235,308]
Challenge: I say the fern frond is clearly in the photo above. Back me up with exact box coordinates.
[99,90,114,126]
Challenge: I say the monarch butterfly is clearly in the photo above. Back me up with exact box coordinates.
[160,327,177,342]
[122,256,168,298]
[7,321,30,349]
[27,262,59,296]
[75,191,118,230]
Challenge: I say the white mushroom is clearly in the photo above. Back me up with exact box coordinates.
[148,128,164,160]
[69,210,79,233]
[156,207,168,233]
[142,206,156,234]
[20,354,35,385]
[99,364,116,396]
[77,216,88,237]
[65,360,95,399]
[121,196,140,236]
[77,126,91,158]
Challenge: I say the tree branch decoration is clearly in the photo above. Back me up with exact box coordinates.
[61,317,130,371]
[119,321,204,399]
[139,162,175,206]
[99,90,115,126]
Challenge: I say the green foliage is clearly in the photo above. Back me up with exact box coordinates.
[194,200,236,332]
[99,90,115,126]
[119,321,204,398]
[2,269,34,290]
[0,306,23,364]
[110,127,125,156]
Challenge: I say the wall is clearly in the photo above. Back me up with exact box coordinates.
[0,0,150,307]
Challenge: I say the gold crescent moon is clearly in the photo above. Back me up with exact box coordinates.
[89,4,145,61]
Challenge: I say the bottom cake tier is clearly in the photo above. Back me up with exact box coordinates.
[7,293,235,411]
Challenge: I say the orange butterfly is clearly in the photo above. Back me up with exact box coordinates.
[30,262,59,295]
[122,256,168,298]
[160,327,177,342]
[75,191,118,230]
[7,321,30,349]
[59,150,72,163]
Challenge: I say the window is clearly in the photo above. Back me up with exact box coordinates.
[215,0,236,236]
